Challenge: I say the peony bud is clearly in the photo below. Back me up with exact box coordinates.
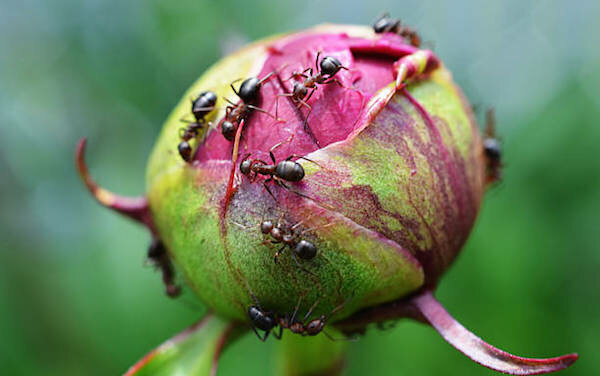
[77,23,577,375]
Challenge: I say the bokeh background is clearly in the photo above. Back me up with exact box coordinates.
[1,0,598,375]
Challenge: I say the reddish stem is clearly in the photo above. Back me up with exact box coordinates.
[75,138,156,234]
[412,291,578,375]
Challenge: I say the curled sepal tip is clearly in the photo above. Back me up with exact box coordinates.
[412,291,578,375]
[76,138,155,232]
[125,314,240,376]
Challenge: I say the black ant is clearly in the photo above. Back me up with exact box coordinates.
[240,136,319,200]
[261,219,317,262]
[147,239,181,298]
[178,91,218,162]
[275,52,349,128]
[247,305,280,342]
[220,73,280,141]
[248,292,353,342]
[373,13,421,47]
[483,109,502,184]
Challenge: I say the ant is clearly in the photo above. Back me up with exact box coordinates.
[261,219,317,263]
[248,292,353,342]
[372,13,421,47]
[178,91,218,162]
[147,239,181,298]
[220,72,280,141]
[240,136,319,200]
[260,219,320,277]
[275,52,349,128]
[483,109,502,184]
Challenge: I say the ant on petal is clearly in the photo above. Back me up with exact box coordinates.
[177,91,218,162]
[220,72,283,141]
[373,13,421,47]
[239,135,320,201]
[275,52,350,130]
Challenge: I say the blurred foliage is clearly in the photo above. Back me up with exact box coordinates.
[1,0,598,375]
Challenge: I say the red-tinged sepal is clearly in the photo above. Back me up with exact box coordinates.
[125,314,241,376]
[76,138,155,233]
[412,291,578,375]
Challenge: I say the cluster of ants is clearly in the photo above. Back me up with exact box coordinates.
[149,14,502,342]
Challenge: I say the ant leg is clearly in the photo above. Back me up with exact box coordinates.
[322,330,358,342]
[272,325,283,340]
[246,104,285,122]
[258,70,277,85]
[285,154,321,168]
[290,292,306,323]
[250,323,272,342]
[301,101,313,132]
[303,297,323,322]
[229,78,243,96]
[302,88,316,105]
[269,134,295,163]
[329,292,355,318]
[314,51,322,72]
[273,244,286,263]
[290,251,317,277]
[250,325,266,341]
[285,70,309,82]
[263,179,279,203]
[224,98,238,108]
[323,77,345,88]
[261,329,271,342]
[191,105,215,113]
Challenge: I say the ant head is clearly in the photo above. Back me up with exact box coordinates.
[320,56,344,77]
[240,159,252,175]
[260,220,274,234]
[274,160,305,182]
[305,317,325,336]
[483,138,501,161]
[178,141,193,162]
[248,306,276,331]
[238,77,261,103]
[294,239,317,260]
[221,120,237,141]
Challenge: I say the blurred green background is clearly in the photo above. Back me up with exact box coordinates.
[1,0,598,375]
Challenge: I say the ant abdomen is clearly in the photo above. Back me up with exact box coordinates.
[274,160,305,182]
[294,239,317,260]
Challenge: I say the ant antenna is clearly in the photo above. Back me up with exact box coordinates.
[322,330,358,342]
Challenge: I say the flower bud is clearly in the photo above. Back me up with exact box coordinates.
[77,23,577,375]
